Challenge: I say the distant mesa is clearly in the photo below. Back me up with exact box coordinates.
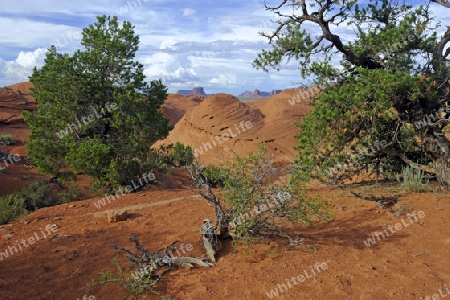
[239,89,282,98]
[270,89,283,96]
[176,87,208,97]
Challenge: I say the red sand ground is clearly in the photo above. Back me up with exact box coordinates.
[0,83,449,300]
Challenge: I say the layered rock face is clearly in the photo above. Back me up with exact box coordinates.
[0,82,37,124]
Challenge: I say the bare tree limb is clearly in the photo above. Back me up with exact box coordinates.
[350,191,399,209]
[433,26,450,72]
[261,0,383,69]
[381,148,436,174]
[431,0,450,8]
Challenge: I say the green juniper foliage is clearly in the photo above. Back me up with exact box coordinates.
[24,16,170,190]
[255,0,450,187]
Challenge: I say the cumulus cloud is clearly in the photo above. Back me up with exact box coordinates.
[15,49,47,68]
[1,0,444,95]
[0,48,46,84]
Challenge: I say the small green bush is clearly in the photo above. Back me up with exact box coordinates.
[170,142,194,167]
[190,143,333,250]
[399,165,430,192]
[201,166,226,188]
[0,135,15,145]
[148,142,194,169]
[53,183,82,204]
[91,256,160,296]
[24,181,49,208]
[56,171,77,182]
[0,180,82,224]
[0,193,28,225]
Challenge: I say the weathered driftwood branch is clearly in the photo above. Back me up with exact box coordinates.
[350,191,399,209]
[188,160,230,237]
[112,235,213,283]
[200,218,218,263]
[189,156,305,244]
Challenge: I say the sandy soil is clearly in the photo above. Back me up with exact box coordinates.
[0,174,449,300]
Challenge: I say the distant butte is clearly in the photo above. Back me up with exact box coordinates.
[176,87,208,97]
[238,89,282,97]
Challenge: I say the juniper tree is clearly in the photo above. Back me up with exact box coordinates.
[24,15,170,190]
[254,0,450,187]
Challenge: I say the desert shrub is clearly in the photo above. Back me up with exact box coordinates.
[0,193,28,225]
[170,142,194,167]
[399,165,430,192]
[149,143,194,169]
[43,181,83,207]
[0,180,83,224]
[23,181,49,208]
[201,166,226,188]
[0,135,15,145]
[55,171,77,182]
[0,181,46,224]
[190,144,333,248]
[148,147,171,169]
[92,256,160,296]
[52,187,83,205]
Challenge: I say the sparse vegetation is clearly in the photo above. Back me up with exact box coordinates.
[92,255,160,296]
[170,142,194,167]
[0,134,15,145]
[93,236,213,296]
[189,144,333,249]
[0,193,28,225]
[200,165,226,188]
[399,165,430,193]
[151,142,194,168]
[0,180,82,225]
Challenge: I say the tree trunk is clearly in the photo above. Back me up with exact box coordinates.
[422,131,450,188]
[200,219,218,262]
[434,155,450,188]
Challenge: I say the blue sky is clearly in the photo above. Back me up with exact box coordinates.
[0,0,448,95]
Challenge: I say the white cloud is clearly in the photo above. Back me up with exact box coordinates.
[159,37,177,50]
[0,0,114,15]
[0,17,81,51]
[0,48,46,82]
[142,53,176,77]
[16,49,47,68]
[183,8,196,17]
[210,73,237,85]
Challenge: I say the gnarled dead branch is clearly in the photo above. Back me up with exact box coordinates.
[350,191,399,209]
[112,235,213,284]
